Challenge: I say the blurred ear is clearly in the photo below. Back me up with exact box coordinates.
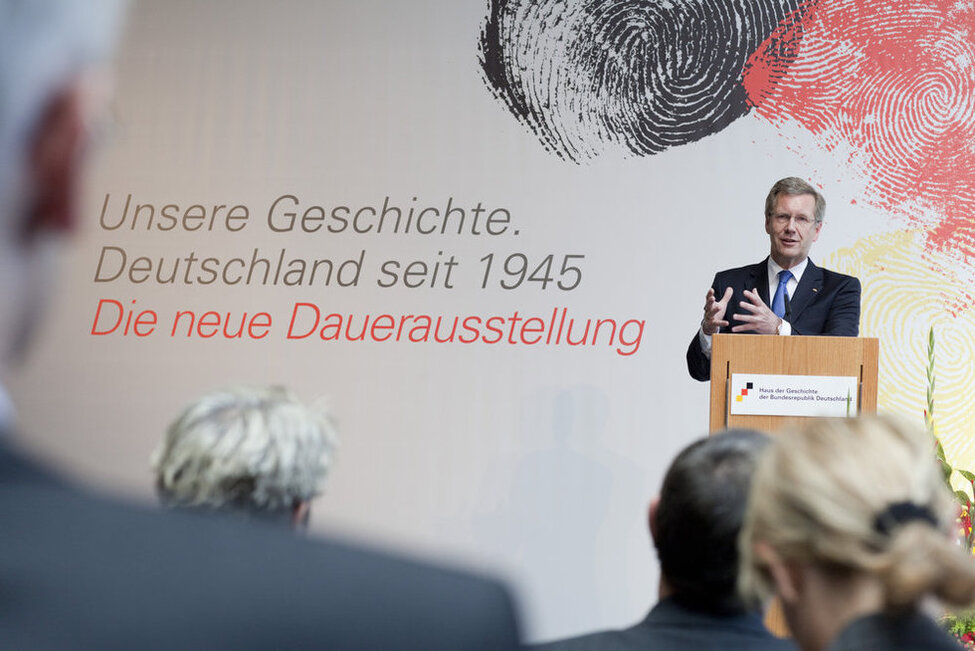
[25,81,87,238]
[648,495,661,544]
[755,541,801,605]
[292,500,311,531]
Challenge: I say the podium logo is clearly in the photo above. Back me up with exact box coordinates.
[736,382,754,402]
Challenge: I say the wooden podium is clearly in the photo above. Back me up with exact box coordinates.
[708,333,879,636]
[709,333,879,434]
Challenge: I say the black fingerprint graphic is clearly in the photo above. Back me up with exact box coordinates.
[480,0,808,162]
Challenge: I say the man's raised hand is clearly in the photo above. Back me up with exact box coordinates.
[701,287,733,336]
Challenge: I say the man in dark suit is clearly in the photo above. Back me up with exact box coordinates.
[686,177,861,381]
[533,430,795,650]
[0,2,519,648]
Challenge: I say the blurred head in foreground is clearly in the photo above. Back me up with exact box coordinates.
[0,0,122,369]
[651,428,771,615]
[152,386,338,529]
[739,415,975,651]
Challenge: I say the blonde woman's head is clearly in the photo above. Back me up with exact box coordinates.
[740,414,975,612]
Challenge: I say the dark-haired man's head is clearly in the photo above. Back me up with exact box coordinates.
[649,429,770,615]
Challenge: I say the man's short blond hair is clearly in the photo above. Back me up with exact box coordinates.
[152,386,338,514]
[764,176,826,223]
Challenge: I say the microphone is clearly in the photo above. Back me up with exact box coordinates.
[784,291,792,323]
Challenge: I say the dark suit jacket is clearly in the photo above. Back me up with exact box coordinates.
[0,436,520,650]
[531,598,796,650]
[828,611,962,651]
[687,258,861,381]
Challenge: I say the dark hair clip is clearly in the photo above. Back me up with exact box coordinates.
[872,501,938,536]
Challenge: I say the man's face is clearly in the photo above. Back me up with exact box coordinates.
[764,193,822,269]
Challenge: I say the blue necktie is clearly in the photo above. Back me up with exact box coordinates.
[771,270,793,319]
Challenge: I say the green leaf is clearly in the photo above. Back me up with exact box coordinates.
[938,458,953,483]
[960,470,975,483]
[955,490,972,507]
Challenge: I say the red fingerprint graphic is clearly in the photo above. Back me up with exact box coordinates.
[743,0,975,259]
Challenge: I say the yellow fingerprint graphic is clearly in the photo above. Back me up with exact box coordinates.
[824,231,975,471]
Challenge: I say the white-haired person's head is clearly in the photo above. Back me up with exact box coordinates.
[152,386,338,529]
[739,414,975,651]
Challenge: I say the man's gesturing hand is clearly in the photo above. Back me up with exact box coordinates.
[701,287,733,336]
[731,288,782,334]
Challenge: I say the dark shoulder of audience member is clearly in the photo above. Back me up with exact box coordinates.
[654,428,770,615]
